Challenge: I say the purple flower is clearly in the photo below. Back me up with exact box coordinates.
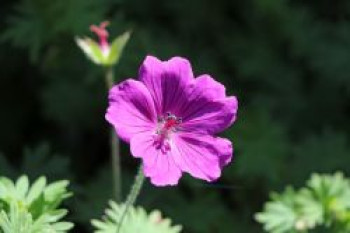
[106,56,238,186]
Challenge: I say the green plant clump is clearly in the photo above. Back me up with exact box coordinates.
[256,172,350,233]
[0,175,73,233]
[92,200,182,233]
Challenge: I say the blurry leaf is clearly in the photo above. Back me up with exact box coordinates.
[0,175,73,232]
[226,107,290,184]
[257,172,350,232]
[2,0,45,61]
[76,37,105,65]
[76,30,131,66]
[26,176,46,205]
[306,173,350,224]
[2,0,108,62]
[15,176,29,199]
[106,31,131,65]
[290,130,350,185]
[0,201,34,233]
[71,165,119,226]
[256,187,299,233]
[296,189,323,229]
[41,75,104,129]
[92,201,182,233]
[21,143,72,181]
[0,153,18,179]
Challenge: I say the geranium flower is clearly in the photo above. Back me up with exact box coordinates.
[106,56,238,186]
[76,21,130,66]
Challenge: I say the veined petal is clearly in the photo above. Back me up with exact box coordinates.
[171,133,233,182]
[139,56,194,115]
[130,132,182,186]
[177,73,237,134]
[106,79,157,142]
[215,137,234,167]
[194,74,226,99]
[181,96,238,134]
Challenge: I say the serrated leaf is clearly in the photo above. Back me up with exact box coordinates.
[44,180,70,203]
[296,189,324,228]
[257,173,350,232]
[26,177,46,205]
[92,201,182,233]
[15,176,29,199]
[0,175,73,232]
[256,188,298,233]
[45,209,68,222]
[51,221,74,231]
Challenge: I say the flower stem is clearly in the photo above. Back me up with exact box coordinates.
[105,67,121,202]
[117,165,145,233]
[105,67,115,89]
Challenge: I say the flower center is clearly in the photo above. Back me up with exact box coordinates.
[157,112,182,135]
[153,113,182,153]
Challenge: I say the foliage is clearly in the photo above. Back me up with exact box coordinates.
[2,0,350,232]
[2,0,108,61]
[0,175,73,232]
[72,167,114,224]
[91,201,182,233]
[0,143,71,181]
[256,173,350,233]
[76,31,131,66]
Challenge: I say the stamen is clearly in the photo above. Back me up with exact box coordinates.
[156,112,182,138]
[176,117,182,124]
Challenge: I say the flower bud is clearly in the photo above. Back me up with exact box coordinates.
[76,21,130,66]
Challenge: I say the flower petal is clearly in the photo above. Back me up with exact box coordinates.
[215,137,234,167]
[169,73,238,134]
[171,133,233,182]
[138,56,194,115]
[194,74,226,99]
[181,96,238,134]
[130,132,182,186]
[106,79,157,142]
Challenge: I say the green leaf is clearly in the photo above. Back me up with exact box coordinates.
[92,201,182,233]
[257,172,350,232]
[76,37,105,65]
[306,173,350,225]
[0,202,34,233]
[296,189,324,229]
[51,221,74,231]
[256,187,298,233]
[15,176,29,200]
[106,31,131,65]
[44,180,71,205]
[26,176,47,205]
[0,175,73,232]
[45,209,68,222]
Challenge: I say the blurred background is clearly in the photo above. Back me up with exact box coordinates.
[1,0,350,232]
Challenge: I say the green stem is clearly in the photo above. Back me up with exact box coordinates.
[117,165,145,233]
[105,67,121,202]
[105,67,115,89]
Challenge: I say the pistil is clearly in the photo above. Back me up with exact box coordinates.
[154,113,182,153]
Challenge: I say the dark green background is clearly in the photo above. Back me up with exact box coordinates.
[1,0,350,232]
